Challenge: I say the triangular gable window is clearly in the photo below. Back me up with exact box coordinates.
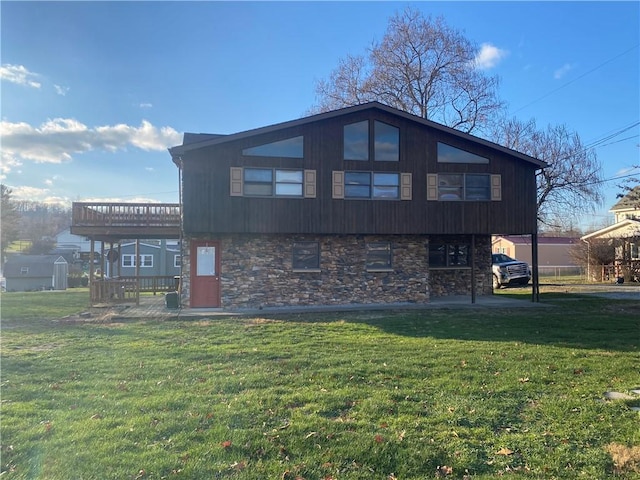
[437,142,489,164]
[242,136,304,158]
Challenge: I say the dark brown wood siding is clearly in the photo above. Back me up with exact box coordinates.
[182,110,539,235]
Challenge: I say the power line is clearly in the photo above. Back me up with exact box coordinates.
[511,44,640,115]
[583,121,640,150]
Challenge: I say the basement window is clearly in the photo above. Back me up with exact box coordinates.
[366,242,393,271]
[292,242,320,271]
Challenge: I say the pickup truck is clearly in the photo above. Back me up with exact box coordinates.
[492,253,531,289]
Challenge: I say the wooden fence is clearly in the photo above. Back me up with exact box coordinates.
[90,275,179,304]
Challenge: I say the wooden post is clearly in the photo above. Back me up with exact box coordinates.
[471,234,476,304]
[531,233,540,302]
[89,238,95,304]
[135,239,140,305]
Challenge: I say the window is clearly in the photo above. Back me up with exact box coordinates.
[121,254,153,267]
[631,243,639,260]
[292,242,320,270]
[344,120,400,162]
[242,136,303,158]
[429,244,470,268]
[344,172,400,199]
[465,174,491,200]
[344,121,369,160]
[437,142,489,164]
[244,168,273,196]
[20,267,29,275]
[243,168,303,197]
[231,167,315,198]
[174,255,181,268]
[367,243,393,271]
[374,121,399,161]
[345,172,371,198]
[276,170,303,196]
[435,174,491,201]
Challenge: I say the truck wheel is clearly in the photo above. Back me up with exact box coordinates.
[493,274,502,290]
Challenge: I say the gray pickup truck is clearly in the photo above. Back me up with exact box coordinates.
[492,253,531,289]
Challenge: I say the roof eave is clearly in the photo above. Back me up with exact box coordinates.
[168,101,547,169]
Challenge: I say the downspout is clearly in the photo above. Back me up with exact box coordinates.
[178,156,184,307]
[471,234,476,304]
[582,238,590,282]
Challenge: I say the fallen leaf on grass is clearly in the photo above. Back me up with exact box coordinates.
[229,461,246,471]
[374,434,384,443]
[221,440,232,449]
[496,447,514,455]
[436,465,453,476]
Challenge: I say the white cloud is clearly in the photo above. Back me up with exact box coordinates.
[145,167,155,172]
[0,150,23,178]
[139,103,153,108]
[11,185,50,201]
[474,43,508,69]
[554,63,575,79]
[0,64,41,88]
[54,84,70,96]
[0,118,182,167]
[8,186,71,207]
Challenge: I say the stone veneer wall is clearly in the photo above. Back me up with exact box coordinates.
[180,234,492,309]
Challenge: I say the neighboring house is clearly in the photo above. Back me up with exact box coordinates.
[54,227,102,262]
[168,102,546,308]
[581,187,640,281]
[492,235,580,275]
[3,255,68,291]
[611,186,640,223]
[111,241,181,278]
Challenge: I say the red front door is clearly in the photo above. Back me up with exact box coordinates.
[190,241,221,308]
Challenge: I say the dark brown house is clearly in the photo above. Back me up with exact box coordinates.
[169,102,546,308]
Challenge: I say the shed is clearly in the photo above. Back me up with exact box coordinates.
[3,255,68,292]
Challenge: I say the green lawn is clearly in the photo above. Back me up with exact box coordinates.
[1,291,639,479]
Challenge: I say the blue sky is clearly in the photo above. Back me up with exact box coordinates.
[1,1,638,231]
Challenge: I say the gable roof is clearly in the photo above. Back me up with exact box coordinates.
[610,186,640,212]
[3,255,67,277]
[581,218,640,241]
[496,235,578,245]
[169,102,547,169]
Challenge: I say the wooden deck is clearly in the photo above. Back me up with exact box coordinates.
[71,202,180,240]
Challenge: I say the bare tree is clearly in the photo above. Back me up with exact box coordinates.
[570,238,614,282]
[493,118,604,228]
[312,8,503,134]
[616,168,639,209]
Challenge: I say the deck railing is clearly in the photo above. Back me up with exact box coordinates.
[72,202,180,228]
[90,275,179,304]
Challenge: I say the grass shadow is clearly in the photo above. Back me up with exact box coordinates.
[263,293,640,352]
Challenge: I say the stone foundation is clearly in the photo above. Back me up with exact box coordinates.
[180,234,492,309]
